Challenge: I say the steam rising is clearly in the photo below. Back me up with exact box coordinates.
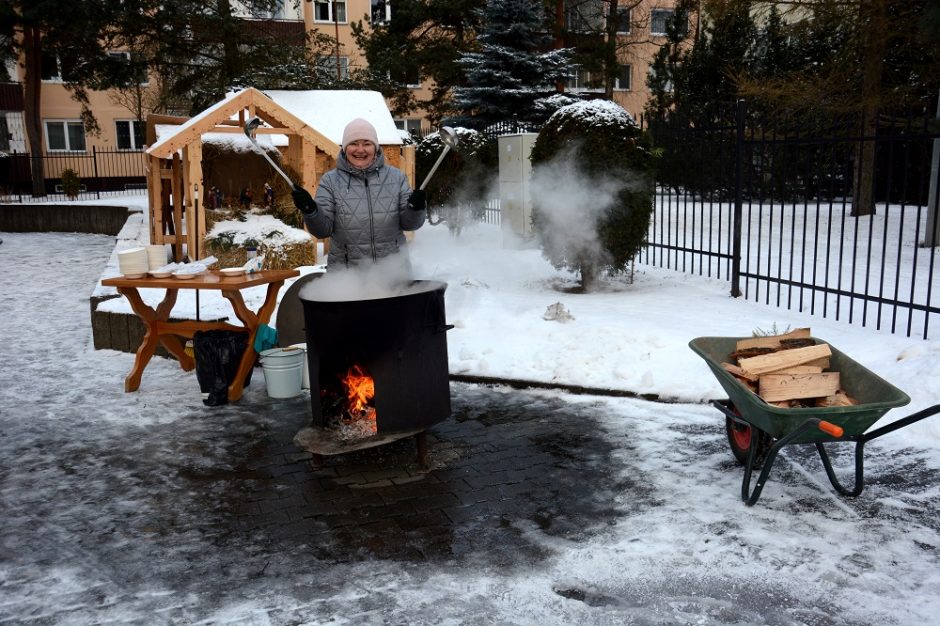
[529,145,629,269]
[299,253,430,302]
[530,146,643,267]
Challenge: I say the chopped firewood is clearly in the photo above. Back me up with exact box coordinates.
[803,356,830,369]
[759,372,840,403]
[779,337,817,349]
[729,346,776,363]
[738,343,832,377]
[721,362,759,382]
[772,365,824,375]
[735,328,811,351]
[816,391,858,407]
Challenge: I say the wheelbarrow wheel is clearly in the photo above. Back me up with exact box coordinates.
[725,406,773,468]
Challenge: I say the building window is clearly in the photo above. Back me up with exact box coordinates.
[107,51,149,86]
[315,55,350,79]
[613,7,631,34]
[648,65,673,92]
[566,0,605,33]
[41,52,63,82]
[250,0,285,18]
[116,120,145,151]
[0,116,9,152]
[651,8,687,37]
[614,64,632,90]
[45,120,86,152]
[371,0,391,24]
[395,119,422,137]
[390,65,420,88]
[565,67,595,91]
[314,0,346,22]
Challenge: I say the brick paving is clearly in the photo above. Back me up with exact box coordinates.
[209,382,649,564]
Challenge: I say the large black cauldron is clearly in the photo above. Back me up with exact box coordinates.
[300,280,451,433]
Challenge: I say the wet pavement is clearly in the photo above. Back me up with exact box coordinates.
[4,375,940,625]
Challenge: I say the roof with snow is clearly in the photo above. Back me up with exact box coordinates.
[146,87,339,158]
[263,90,402,146]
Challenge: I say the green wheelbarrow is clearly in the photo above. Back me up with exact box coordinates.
[690,336,940,506]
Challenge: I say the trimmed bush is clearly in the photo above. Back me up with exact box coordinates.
[530,101,655,290]
[60,168,82,200]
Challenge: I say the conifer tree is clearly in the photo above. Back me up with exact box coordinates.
[451,0,573,129]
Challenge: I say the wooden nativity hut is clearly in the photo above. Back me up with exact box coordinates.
[144,87,415,262]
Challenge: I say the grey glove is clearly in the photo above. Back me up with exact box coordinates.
[291,187,317,216]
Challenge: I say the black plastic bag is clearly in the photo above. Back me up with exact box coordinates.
[193,330,252,406]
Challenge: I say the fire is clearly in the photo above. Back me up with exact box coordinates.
[341,365,377,433]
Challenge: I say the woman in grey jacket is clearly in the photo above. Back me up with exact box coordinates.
[291,118,426,270]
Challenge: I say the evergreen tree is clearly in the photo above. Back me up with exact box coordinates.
[530,100,655,291]
[450,0,573,129]
[350,0,482,122]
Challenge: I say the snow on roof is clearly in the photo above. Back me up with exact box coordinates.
[146,90,248,155]
[153,124,285,153]
[146,88,400,156]
[263,90,402,146]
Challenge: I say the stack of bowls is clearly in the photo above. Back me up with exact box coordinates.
[117,247,149,278]
[146,244,167,271]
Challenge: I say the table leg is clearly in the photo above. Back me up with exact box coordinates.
[221,281,284,402]
[119,287,178,392]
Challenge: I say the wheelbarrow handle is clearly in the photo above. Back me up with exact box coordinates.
[816,420,844,438]
[859,403,940,442]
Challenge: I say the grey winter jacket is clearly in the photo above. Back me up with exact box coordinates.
[303,147,425,268]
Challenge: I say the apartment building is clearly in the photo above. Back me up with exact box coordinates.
[1,1,688,171]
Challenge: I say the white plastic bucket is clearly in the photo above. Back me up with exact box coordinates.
[288,343,310,389]
[259,346,305,398]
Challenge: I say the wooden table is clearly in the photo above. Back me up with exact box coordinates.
[101,269,299,402]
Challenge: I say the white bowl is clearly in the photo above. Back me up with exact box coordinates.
[149,270,173,278]
[173,271,198,280]
[123,273,146,279]
[220,267,245,277]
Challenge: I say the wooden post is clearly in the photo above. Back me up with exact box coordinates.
[171,154,184,261]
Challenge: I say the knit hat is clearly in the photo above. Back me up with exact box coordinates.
[342,118,379,148]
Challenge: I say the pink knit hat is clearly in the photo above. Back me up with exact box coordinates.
[342,118,379,148]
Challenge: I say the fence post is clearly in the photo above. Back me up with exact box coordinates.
[926,89,940,247]
[731,99,745,297]
[92,145,101,200]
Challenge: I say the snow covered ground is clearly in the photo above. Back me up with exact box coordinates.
[2,197,940,624]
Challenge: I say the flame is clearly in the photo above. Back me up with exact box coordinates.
[342,364,375,415]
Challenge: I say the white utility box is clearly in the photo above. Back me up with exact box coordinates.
[498,133,538,239]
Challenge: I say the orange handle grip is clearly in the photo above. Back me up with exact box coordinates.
[817,420,844,437]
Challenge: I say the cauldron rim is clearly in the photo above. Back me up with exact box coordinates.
[299,278,447,304]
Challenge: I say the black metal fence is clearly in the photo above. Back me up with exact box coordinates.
[1,147,147,202]
[640,100,940,339]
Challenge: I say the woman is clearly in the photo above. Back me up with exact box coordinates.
[291,118,426,270]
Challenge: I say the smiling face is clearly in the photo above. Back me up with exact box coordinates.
[345,140,377,170]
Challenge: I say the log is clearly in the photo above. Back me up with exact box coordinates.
[738,343,832,377]
[772,365,824,375]
[721,362,759,382]
[816,391,858,407]
[759,372,840,403]
[735,328,811,351]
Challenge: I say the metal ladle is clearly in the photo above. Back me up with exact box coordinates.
[244,116,300,190]
[419,126,459,190]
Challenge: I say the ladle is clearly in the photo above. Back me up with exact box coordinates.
[244,116,300,190]
[419,126,459,190]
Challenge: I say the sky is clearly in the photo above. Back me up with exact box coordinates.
[3,194,940,624]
